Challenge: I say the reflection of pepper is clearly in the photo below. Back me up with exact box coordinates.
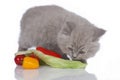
[36,46,62,58]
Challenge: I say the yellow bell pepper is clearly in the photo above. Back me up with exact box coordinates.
[22,57,39,69]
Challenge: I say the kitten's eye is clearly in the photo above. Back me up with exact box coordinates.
[79,51,85,54]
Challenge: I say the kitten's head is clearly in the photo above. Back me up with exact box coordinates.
[57,22,106,61]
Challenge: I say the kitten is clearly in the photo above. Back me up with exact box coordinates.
[18,5,106,63]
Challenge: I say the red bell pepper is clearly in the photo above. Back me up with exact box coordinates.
[36,46,62,58]
[14,54,25,65]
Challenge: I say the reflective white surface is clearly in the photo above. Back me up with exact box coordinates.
[0,0,120,80]
[15,66,97,80]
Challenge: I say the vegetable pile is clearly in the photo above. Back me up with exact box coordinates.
[14,47,87,69]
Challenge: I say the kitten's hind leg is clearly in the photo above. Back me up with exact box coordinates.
[18,42,30,51]
[18,46,28,51]
[18,38,31,51]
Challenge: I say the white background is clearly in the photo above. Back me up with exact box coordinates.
[0,0,120,80]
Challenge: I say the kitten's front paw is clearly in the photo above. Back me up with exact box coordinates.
[61,54,69,60]
[79,59,87,63]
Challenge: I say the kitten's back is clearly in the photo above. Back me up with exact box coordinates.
[19,5,70,49]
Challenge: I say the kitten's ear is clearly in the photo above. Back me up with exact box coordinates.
[93,28,106,41]
[61,22,75,36]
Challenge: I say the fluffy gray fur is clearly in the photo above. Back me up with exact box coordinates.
[18,5,106,63]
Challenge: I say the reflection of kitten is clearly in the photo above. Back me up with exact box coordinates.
[18,5,106,63]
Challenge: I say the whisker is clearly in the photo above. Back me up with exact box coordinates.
[85,47,89,54]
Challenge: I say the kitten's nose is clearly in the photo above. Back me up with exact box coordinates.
[72,54,77,58]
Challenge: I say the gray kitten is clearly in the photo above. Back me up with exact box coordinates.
[18,5,106,63]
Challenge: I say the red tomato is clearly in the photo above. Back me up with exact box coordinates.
[29,53,40,61]
[36,46,62,58]
[14,55,25,65]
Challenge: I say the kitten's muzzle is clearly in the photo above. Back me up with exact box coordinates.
[72,54,77,58]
